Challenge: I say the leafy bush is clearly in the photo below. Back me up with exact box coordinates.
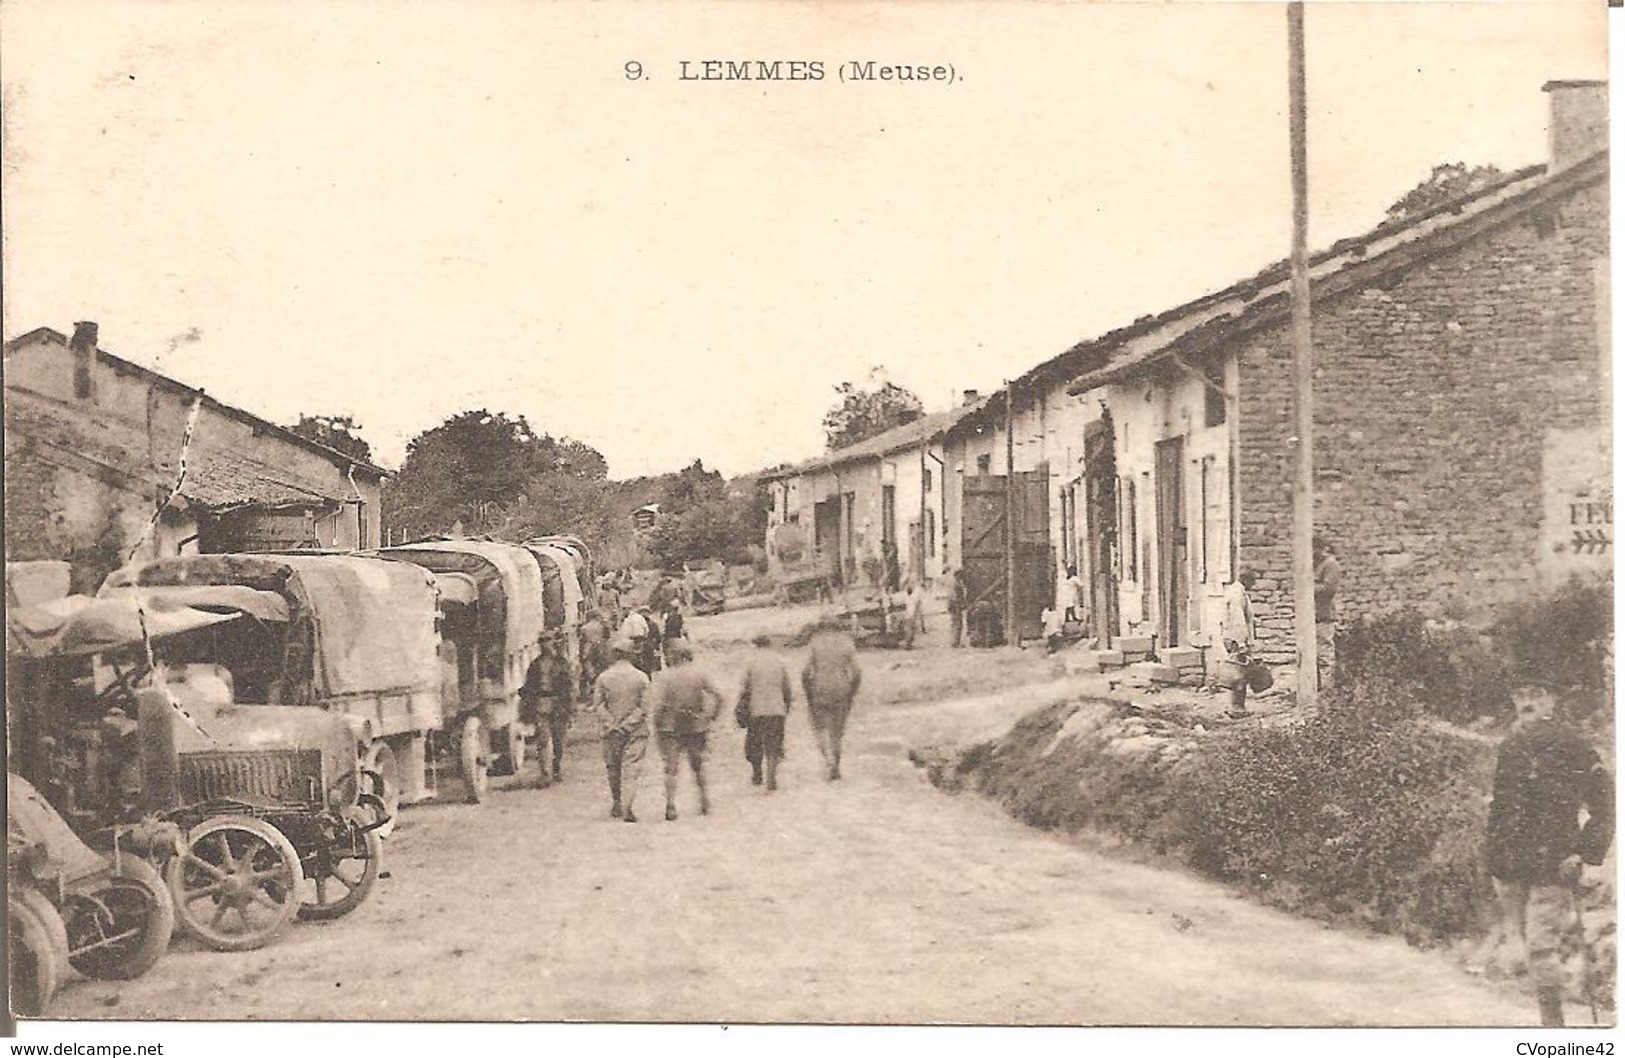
[1180,704,1496,943]
[1331,574,1612,725]
[1494,574,1613,718]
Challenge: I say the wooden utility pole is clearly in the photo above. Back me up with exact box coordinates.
[1004,380,1017,646]
[1288,1,1318,706]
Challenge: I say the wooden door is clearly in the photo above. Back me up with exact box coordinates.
[960,469,1050,644]
[1155,437,1189,647]
[1084,420,1118,647]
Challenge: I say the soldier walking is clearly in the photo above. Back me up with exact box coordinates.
[589,637,652,823]
[1487,677,1614,1026]
[802,620,862,781]
[739,633,794,791]
[648,637,725,821]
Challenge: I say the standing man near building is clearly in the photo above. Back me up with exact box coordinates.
[1313,536,1341,691]
[589,637,652,823]
[1487,678,1614,1027]
[802,620,862,782]
[520,633,574,788]
[648,637,724,821]
[739,633,794,791]
[947,568,969,648]
[1220,569,1259,719]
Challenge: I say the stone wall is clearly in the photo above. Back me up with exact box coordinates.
[1236,177,1609,660]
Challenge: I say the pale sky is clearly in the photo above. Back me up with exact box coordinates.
[2,0,1606,478]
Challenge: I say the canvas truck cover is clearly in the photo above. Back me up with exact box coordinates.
[533,545,585,624]
[527,548,568,629]
[101,554,442,740]
[526,536,595,600]
[374,541,546,703]
[6,594,250,659]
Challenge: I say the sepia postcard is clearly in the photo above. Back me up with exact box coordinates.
[1,0,1616,1052]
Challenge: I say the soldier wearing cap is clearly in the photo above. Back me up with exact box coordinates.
[1487,675,1614,1026]
[589,635,652,822]
[739,633,794,791]
[648,637,725,821]
[519,632,574,788]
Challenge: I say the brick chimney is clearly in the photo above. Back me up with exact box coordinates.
[69,321,98,401]
[962,389,980,406]
[1543,79,1607,171]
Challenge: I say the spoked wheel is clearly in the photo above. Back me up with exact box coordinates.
[296,808,383,922]
[460,715,490,804]
[165,815,303,952]
[9,891,69,1017]
[364,739,401,839]
[65,855,175,980]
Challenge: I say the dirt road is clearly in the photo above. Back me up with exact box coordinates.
[51,631,1532,1025]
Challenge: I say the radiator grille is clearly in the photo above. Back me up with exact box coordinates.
[178,749,323,807]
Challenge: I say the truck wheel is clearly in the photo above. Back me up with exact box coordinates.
[297,808,382,921]
[364,739,401,839]
[67,855,175,980]
[9,892,68,1017]
[461,716,489,804]
[166,815,303,952]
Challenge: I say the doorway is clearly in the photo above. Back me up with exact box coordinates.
[1155,436,1189,647]
[1083,418,1118,647]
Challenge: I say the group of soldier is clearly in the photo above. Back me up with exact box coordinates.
[519,602,862,825]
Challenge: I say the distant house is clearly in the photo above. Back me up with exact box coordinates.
[632,503,662,531]
[939,80,1608,674]
[760,396,988,595]
[4,322,388,592]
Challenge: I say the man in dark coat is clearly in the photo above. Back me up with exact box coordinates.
[520,635,575,787]
[1487,678,1614,1026]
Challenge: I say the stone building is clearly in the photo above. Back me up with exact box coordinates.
[1057,79,1609,672]
[4,322,387,593]
[761,398,986,597]
[761,81,1607,679]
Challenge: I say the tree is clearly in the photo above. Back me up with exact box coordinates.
[286,414,374,463]
[822,371,924,451]
[645,462,770,569]
[1384,163,1505,222]
[382,409,609,542]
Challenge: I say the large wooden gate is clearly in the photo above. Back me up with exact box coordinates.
[961,469,1051,644]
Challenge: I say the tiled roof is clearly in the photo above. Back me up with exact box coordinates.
[930,151,1604,434]
[759,397,991,482]
[1,327,388,478]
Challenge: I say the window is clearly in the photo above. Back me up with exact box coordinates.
[923,467,933,493]
[1204,376,1227,427]
[925,509,936,556]
[976,453,992,475]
